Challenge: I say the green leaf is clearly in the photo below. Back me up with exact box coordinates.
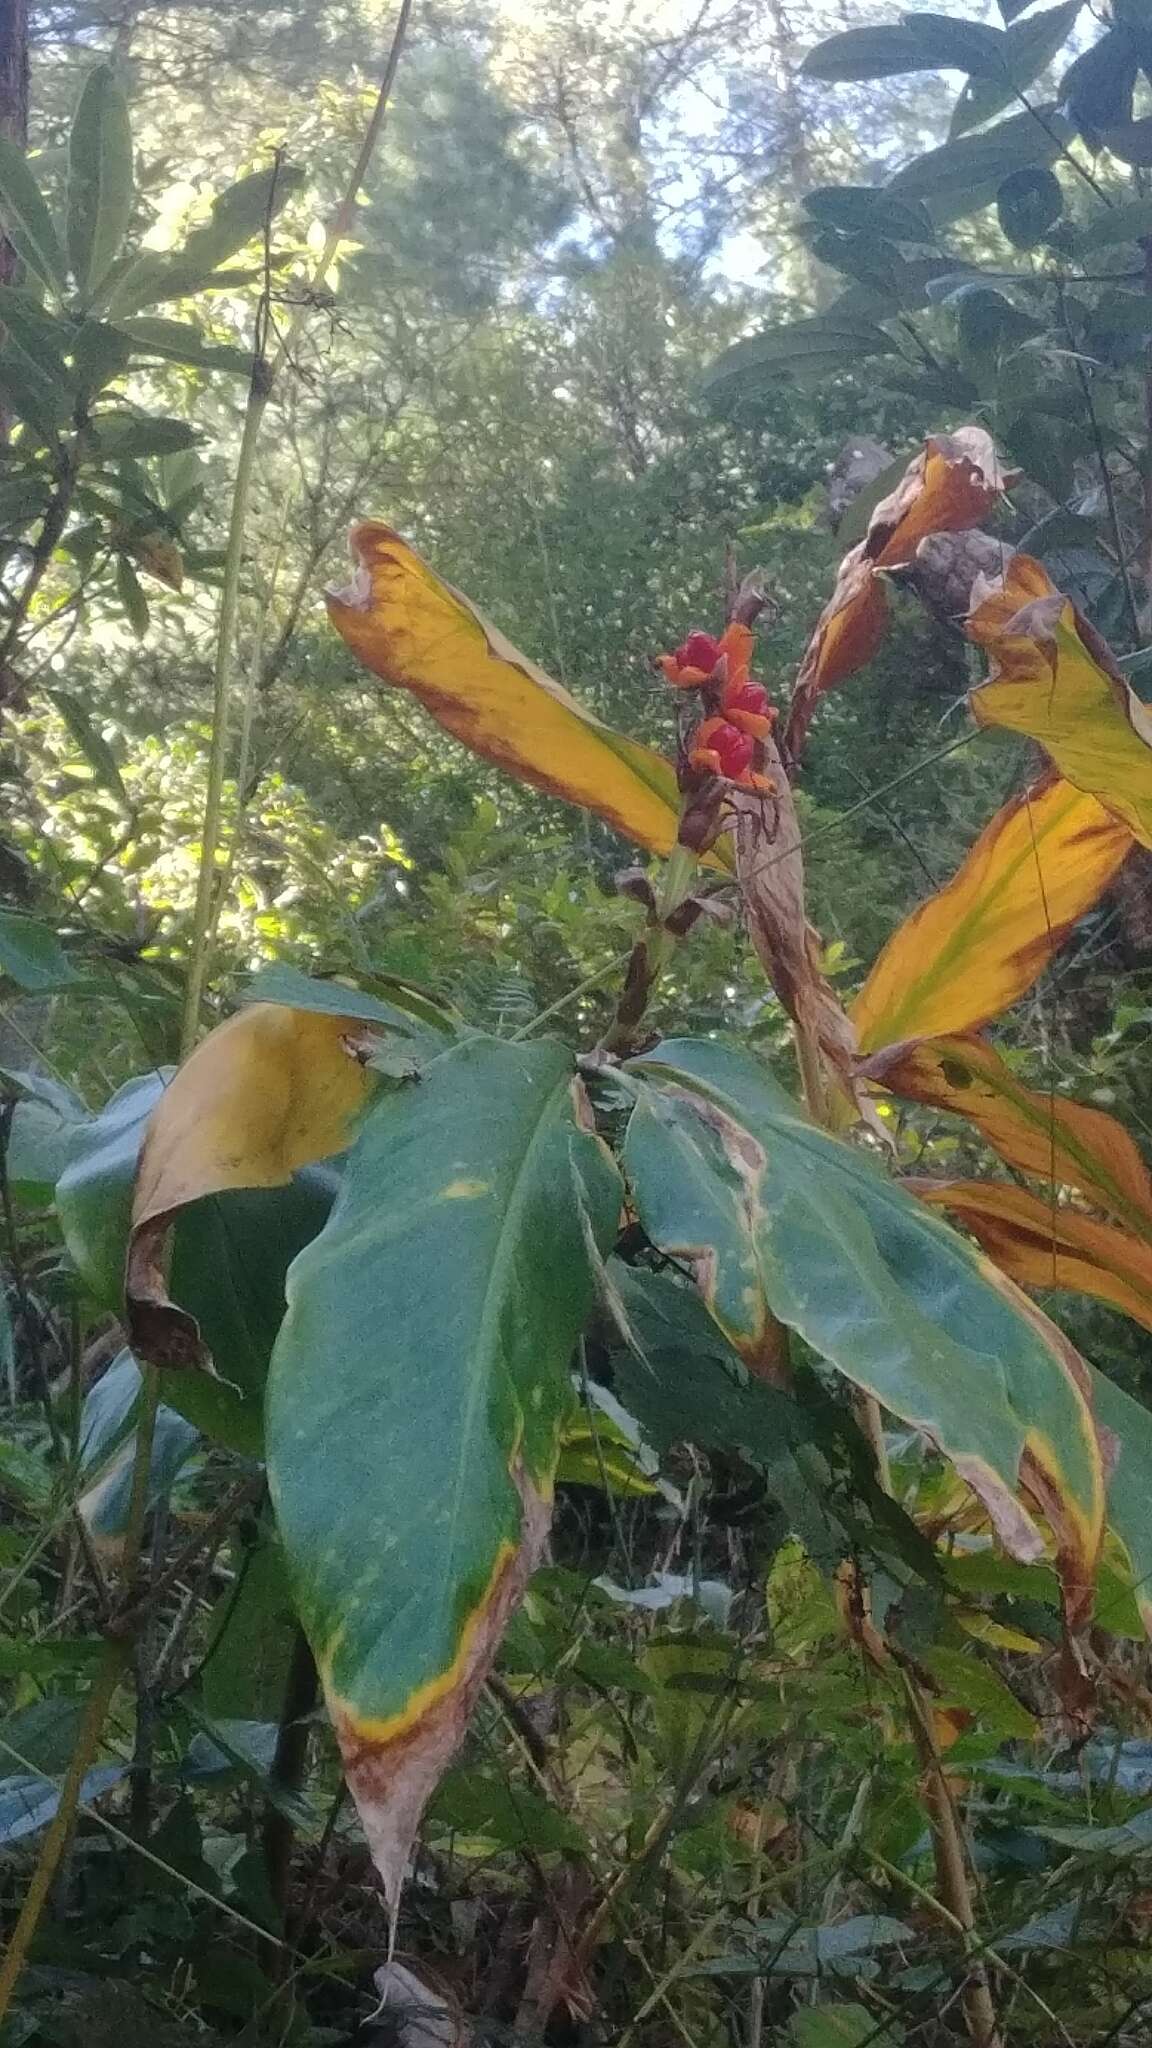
[1003,408,1076,500]
[108,164,304,314]
[202,1519,297,1722]
[115,552,149,638]
[95,411,200,459]
[0,1763,126,1845]
[0,1637,103,1680]
[1090,1370,1152,1638]
[951,2,1081,136]
[621,1039,1105,1628]
[955,285,1042,365]
[0,911,78,992]
[78,1349,200,1548]
[113,315,254,377]
[611,1265,886,1571]
[0,1064,87,1209]
[240,961,457,1037]
[46,688,130,809]
[0,1696,87,1774]
[704,317,898,396]
[997,165,1064,247]
[802,19,1003,82]
[265,1033,621,1912]
[7,1101,81,1205]
[1077,196,1152,249]
[0,288,74,386]
[900,13,1010,75]
[697,1916,913,1980]
[66,65,134,300]
[0,350,68,443]
[69,317,132,395]
[56,1069,337,1453]
[429,1767,587,1852]
[808,229,908,296]
[1062,27,1138,138]
[0,1286,12,1404]
[0,136,67,294]
[1096,117,1152,164]
[802,187,934,242]
[0,474,50,532]
[613,1272,937,1599]
[1042,1805,1152,1856]
[923,1643,1037,1738]
[789,2008,903,2048]
[888,106,1072,217]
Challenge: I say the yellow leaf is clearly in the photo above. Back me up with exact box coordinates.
[327,523,729,865]
[128,1003,376,1365]
[852,774,1132,1050]
[954,1607,1042,1654]
[864,1034,1152,1240]
[909,1176,1152,1336]
[969,554,1152,850]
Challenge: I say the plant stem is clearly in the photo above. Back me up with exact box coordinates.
[0,1353,161,2023]
[1142,235,1152,627]
[179,390,268,1056]
[0,440,81,671]
[0,1648,125,2016]
[177,0,414,1056]
[791,1003,1001,2048]
[263,1625,319,1971]
[596,843,699,1057]
[901,1673,1001,2048]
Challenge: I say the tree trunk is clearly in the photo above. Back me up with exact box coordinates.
[0,0,28,453]
[0,0,28,261]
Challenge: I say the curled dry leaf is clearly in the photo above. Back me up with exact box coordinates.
[127,1003,376,1367]
[328,523,730,867]
[967,552,1152,850]
[909,1177,1152,1335]
[908,527,1013,628]
[852,774,1132,1052]
[863,1034,1152,1240]
[728,728,873,1129]
[785,426,1012,759]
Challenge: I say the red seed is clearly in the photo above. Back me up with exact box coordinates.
[723,679,771,717]
[678,632,722,675]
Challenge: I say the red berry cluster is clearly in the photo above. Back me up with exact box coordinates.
[657,624,776,796]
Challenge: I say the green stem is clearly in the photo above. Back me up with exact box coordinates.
[178,0,414,1058]
[0,1357,161,2025]
[0,1650,126,2018]
[179,388,269,1057]
[596,844,699,1059]
[792,1001,999,2048]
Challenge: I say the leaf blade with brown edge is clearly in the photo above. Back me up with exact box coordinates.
[852,774,1132,1051]
[968,552,1152,848]
[327,523,731,866]
[127,1003,380,1370]
[265,1034,622,1921]
[863,1034,1152,1240]
[622,1036,1106,1638]
[1090,1370,1152,1640]
[785,427,1011,758]
[908,1177,1152,1333]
